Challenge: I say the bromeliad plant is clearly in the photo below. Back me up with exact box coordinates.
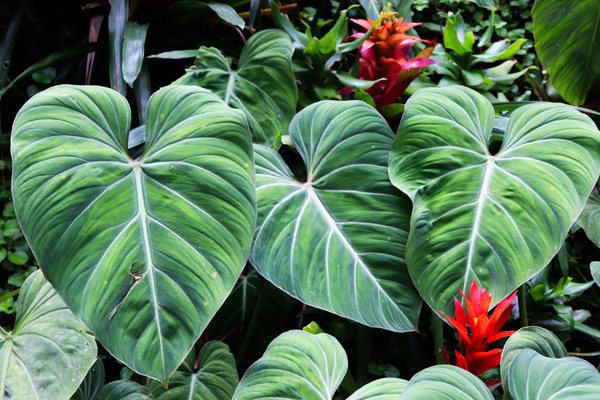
[441,280,517,384]
[5,1,600,399]
[348,3,436,107]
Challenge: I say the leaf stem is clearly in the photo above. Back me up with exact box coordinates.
[518,285,528,327]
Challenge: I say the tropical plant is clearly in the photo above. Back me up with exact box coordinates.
[2,1,600,399]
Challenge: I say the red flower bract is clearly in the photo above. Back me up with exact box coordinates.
[440,279,517,383]
[348,3,436,107]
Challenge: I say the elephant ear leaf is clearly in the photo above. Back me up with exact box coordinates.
[250,100,420,332]
[11,84,256,382]
[0,270,97,400]
[389,86,600,316]
[175,29,297,146]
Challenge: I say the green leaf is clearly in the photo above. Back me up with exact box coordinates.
[207,3,245,29]
[399,365,493,399]
[232,330,347,399]
[389,86,600,316]
[472,39,527,64]
[147,50,197,59]
[577,192,600,246]
[71,359,106,400]
[500,326,567,394]
[444,17,469,56]
[122,21,149,87]
[334,72,385,90]
[269,1,309,48]
[591,261,600,287]
[533,0,600,105]
[508,349,600,399]
[206,269,293,359]
[0,270,97,400]
[175,29,296,146]
[100,381,154,400]
[346,378,408,399]
[11,85,256,381]
[251,100,420,332]
[467,0,497,9]
[108,0,127,95]
[319,32,337,54]
[358,0,380,19]
[7,251,28,265]
[146,341,238,400]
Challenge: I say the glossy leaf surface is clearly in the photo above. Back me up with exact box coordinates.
[399,365,493,400]
[251,100,419,332]
[500,326,567,390]
[389,86,600,315]
[508,349,600,399]
[533,0,600,105]
[346,378,408,399]
[0,270,97,400]
[591,261,600,287]
[232,330,347,400]
[147,341,238,400]
[175,29,296,146]
[11,85,256,381]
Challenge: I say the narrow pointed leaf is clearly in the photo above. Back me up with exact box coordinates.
[122,21,149,87]
[251,100,420,332]
[206,3,245,29]
[358,0,380,19]
[71,359,106,400]
[11,85,256,381]
[232,330,348,400]
[147,341,238,400]
[500,327,567,399]
[100,381,154,400]
[389,86,600,316]
[533,0,600,105]
[108,0,127,95]
[508,349,600,399]
[346,378,408,400]
[399,365,493,400]
[0,270,97,400]
[175,29,296,146]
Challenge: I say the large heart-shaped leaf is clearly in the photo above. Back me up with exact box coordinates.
[250,100,419,332]
[533,0,600,105]
[174,29,296,146]
[0,270,97,400]
[399,365,493,400]
[232,330,347,400]
[500,326,567,398]
[389,86,600,315]
[146,341,238,400]
[508,349,600,399]
[11,85,256,381]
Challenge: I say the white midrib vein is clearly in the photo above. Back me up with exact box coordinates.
[133,165,166,378]
[464,157,495,290]
[304,185,400,319]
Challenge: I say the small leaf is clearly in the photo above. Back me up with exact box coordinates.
[122,21,149,87]
[207,2,245,29]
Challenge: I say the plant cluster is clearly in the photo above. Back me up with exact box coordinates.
[1,0,600,399]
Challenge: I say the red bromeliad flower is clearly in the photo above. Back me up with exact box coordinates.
[440,279,517,384]
[348,3,436,107]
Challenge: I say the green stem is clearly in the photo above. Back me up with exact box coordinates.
[0,288,20,305]
[518,285,528,327]
[514,60,548,102]
[430,312,446,364]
